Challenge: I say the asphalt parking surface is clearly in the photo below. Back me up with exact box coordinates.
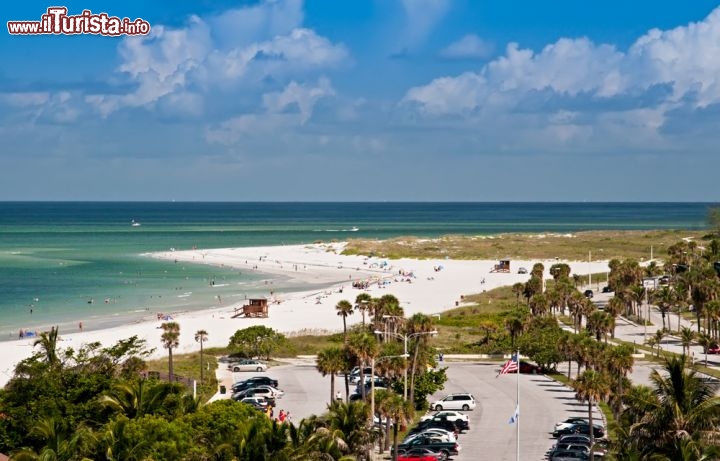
[225,359,603,461]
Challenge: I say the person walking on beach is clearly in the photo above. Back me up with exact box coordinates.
[78,321,83,332]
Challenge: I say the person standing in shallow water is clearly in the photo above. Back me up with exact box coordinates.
[79,321,83,332]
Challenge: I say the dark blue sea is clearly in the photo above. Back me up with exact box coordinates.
[0,202,715,339]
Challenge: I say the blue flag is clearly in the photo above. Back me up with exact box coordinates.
[508,404,519,424]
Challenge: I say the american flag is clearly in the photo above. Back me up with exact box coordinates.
[498,354,519,375]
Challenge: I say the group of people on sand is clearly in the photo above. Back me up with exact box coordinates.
[18,328,37,339]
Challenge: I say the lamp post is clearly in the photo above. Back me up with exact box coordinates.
[373,329,438,400]
[370,353,409,428]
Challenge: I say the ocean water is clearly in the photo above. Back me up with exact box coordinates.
[0,202,715,339]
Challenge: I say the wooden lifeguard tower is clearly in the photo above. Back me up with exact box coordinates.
[232,298,269,318]
[490,259,510,273]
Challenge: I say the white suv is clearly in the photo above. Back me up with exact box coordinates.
[431,393,476,411]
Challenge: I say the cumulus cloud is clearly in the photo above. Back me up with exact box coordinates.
[440,34,494,59]
[406,7,720,117]
[206,78,335,145]
[84,0,347,117]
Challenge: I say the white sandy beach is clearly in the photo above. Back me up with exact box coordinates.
[0,243,611,388]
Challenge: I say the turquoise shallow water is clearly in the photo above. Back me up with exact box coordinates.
[0,201,715,340]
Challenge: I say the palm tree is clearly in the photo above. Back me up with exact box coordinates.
[573,369,611,460]
[99,380,173,419]
[511,283,524,309]
[680,326,696,356]
[336,300,354,338]
[160,321,180,382]
[406,313,434,402]
[194,329,208,382]
[374,389,394,453]
[624,355,720,458]
[347,333,378,401]
[326,401,374,459]
[316,346,346,404]
[97,417,150,461]
[355,293,372,326]
[653,329,666,356]
[11,417,91,461]
[697,332,715,366]
[653,285,677,331]
[33,325,60,367]
[606,296,625,338]
[504,311,525,349]
[587,311,612,342]
[384,393,415,461]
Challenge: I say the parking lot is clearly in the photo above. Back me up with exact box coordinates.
[223,359,603,460]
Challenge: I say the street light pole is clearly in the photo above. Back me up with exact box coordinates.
[374,329,437,401]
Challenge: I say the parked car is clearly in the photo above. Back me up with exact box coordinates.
[583,289,594,299]
[420,410,470,430]
[517,267,528,274]
[232,376,279,392]
[549,450,590,460]
[601,286,612,293]
[394,436,460,461]
[557,434,591,445]
[431,393,476,411]
[238,397,269,411]
[554,417,590,431]
[355,376,388,393]
[348,366,373,384]
[233,385,284,402]
[231,359,268,372]
[553,422,604,438]
[408,419,461,436]
[397,448,442,461]
[518,360,543,374]
[707,345,720,354]
[404,428,457,444]
[548,443,590,455]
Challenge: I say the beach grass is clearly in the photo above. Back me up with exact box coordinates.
[343,230,706,261]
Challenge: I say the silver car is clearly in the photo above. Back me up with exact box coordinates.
[231,359,268,372]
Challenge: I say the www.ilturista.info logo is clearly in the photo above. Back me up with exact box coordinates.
[7,7,151,36]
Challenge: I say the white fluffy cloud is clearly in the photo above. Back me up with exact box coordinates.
[85,0,347,116]
[440,34,494,59]
[406,7,720,115]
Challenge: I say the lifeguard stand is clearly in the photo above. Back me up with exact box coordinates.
[490,259,510,273]
[232,298,269,318]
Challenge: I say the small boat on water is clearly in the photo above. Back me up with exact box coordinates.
[350,226,359,232]
[131,219,141,227]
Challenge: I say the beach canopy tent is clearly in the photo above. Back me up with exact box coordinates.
[491,259,510,273]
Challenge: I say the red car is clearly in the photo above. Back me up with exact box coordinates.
[707,345,720,354]
[398,448,441,461]
[519,361,543,374]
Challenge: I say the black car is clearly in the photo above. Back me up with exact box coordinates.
[408,418,460,436]
[232,376,279,392]
[583,289,593,299]
[394,436,459,461]
[601,286,612,293]
[553,422,604,438]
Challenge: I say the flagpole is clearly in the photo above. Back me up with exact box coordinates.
[516,349,520,461]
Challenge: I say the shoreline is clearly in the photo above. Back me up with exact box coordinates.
[0,242,612,388]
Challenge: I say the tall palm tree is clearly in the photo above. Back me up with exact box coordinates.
[355,293,372,326]
[587,311,612,342]
[680,327,696,356]
[504,311,525,349]
[653,285,677,331]
[326,401,374,459]
[573,369,611,460]
[33,325,60,367]
[347,332,378,400]
[624,355,720,458]
[511,283,524,309]
[606,296,625,338]
[316,346,346,404]
[160,321,180,382]
[385,393,415,461]
[194,329,208,382]
[336,300,354,338]
[406,313,434,403]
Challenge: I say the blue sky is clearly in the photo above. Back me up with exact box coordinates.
[2,1,720,201]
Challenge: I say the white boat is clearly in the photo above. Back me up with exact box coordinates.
[131,219,141,227]
[350,226,359,232]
